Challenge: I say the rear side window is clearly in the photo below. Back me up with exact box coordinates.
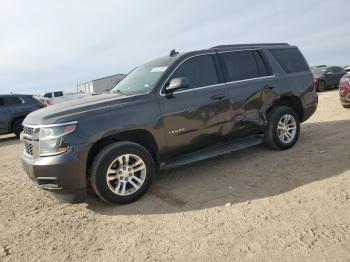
[333,67,343,73]
[169,55,219,89]
[0,97,4,106]
[54,91,63,97]
[219,50,270,82]
[269,48,309,73]
[4,97,22,106]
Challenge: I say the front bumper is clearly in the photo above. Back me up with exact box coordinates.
[21,144,88,202]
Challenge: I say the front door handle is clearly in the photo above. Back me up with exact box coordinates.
[211,94,227,100]
[263,84,274,90]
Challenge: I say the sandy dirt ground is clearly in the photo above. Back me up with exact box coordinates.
[0,90,350,262]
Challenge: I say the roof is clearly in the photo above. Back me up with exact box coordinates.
[174,43,293,59]
[0,94,32,97]
[211,43,290,49]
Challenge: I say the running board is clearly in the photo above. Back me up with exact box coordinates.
[160,134,264,170]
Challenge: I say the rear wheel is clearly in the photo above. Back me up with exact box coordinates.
[12,118,24,138]
[90,141,155,204]
[264,106,300,150]
[317,81,326,92]
[343,104,350,108]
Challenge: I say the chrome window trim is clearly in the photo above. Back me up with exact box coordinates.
[23,121,78,129]
[159,49,275,96]
[159,52,216,96]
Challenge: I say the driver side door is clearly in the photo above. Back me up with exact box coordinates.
[157,54,232,158]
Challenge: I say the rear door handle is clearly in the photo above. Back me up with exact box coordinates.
[211,94,227,100]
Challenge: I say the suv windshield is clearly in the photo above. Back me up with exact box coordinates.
[112,56,176,95]
[311,67,326,77]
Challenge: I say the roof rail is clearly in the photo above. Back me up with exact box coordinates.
[211,43,290,49]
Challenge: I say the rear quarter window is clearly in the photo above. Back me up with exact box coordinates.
[269,48,309,74]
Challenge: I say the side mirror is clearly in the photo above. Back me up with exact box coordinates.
[165,77,189,92]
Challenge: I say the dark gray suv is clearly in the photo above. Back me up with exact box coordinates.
[21,43,318,204]
[0,95,45,137]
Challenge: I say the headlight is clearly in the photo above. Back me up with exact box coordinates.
[39,123,77,156]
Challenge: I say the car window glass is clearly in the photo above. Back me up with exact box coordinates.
[0,97,4,106]
[333,67,342,73]
[4,97,22,106]
[219,50,264,81]
[325,67,333,74]
[269,48,309,73]
[169,55,218,89]
[54,91,63,97]
[43,93,52,98]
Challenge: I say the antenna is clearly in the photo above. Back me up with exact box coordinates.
[169,49,178,57]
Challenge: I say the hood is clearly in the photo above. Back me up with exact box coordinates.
[23,93,142,125]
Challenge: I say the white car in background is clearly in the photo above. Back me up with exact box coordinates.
[39,91,90,105]
[344,66,350,73]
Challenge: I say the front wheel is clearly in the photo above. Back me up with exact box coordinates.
[12,118,24,138]
[264,106,300,150]
[90,141,155,204]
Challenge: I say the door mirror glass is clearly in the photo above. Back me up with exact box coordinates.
[166,77,189,92]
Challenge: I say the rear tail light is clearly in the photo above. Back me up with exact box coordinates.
[340,75,350,90]
[313,78,317,92]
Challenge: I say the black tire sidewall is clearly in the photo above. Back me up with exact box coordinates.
[13,119,23,138]
[270,107,300,149]
[318,81,326,92]
[91,142,155,204]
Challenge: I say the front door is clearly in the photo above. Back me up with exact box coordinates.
[157,54,232,157]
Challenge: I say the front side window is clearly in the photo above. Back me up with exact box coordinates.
[4,97,22,106]
[43,93,52,98]
[219,50,269,82]
[168,55,218,90]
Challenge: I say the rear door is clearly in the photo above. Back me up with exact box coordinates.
[333,66,346,85]
[218,49,275,136]
[0,96,23,133]
[158,54,232,156]
[324,67,337,86]
[0,97,9,133]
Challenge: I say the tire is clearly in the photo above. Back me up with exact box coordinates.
[90,141,155,204]
[317,81,326,92]
[12,118,24,138]
[263,106,300,150]
[343,104,350,109]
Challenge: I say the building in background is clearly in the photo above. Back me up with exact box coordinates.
[77,73,126,95]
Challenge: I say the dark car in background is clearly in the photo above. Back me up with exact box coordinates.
[339,73,350,108]
[0,95,46,137]
[311,66,346,92]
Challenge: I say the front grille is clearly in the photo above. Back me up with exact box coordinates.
[22,125,39,157]
[25,141,34,155]
[23,126,35,136]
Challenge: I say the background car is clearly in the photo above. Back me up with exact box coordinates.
[311,66,346,92]
[339,73,350,108]
[344,66,350,73]
[0,94,46,137]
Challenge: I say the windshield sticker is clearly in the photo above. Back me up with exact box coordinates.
[151,66,167,73]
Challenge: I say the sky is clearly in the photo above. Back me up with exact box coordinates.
[1,0,350,94]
